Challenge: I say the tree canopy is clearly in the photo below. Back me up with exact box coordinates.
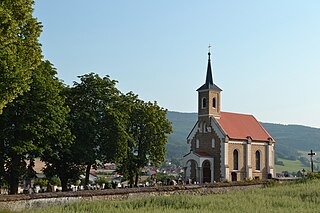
[0,0,42,114]
[118,93,173,187]
[65,73,127,186]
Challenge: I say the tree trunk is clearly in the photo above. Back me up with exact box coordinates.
[134,173,139,187]
[128,170,134,188]
[0,145,5,186]
[9,180,18,195]
[60,177,68,192]
[85,163,92,186]
[8,156,20,194]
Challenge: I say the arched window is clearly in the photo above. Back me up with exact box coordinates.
[233,150,239,170]
[213,97,216,108]
[202,98,207,108]
[256,151,261,170]
[211,138,215,148]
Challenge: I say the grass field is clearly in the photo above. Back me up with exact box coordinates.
[1,179,318,213]
[275,157,309,173]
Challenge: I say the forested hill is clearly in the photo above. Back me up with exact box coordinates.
[166,111,320,160]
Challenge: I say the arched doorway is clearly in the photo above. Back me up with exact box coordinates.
[186,160,198,184]
[202,160,211,183]
[231,172,237,182]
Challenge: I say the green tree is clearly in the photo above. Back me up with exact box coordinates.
[42,148,84,192]
[0,0,42,113]
[118,93,173,187]
[0,61,72,194]
[65,73,127,186]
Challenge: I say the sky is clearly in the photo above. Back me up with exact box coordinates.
[33,1,320,128]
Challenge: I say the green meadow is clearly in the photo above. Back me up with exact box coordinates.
[1,179,318,213]
[275,157,309,173]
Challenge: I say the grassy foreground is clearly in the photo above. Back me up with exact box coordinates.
[3,179,320,213]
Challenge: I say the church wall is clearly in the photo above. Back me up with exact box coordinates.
[228,143,246,181]
[190,130,222,182]
[251,143,268,179]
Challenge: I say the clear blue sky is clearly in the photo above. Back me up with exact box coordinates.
[34,1,320,128]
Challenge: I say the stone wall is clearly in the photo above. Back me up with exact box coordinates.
[0,183,263,211]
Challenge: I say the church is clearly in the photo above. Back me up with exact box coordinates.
[183,50,275,183]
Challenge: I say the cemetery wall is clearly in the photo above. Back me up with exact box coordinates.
[0,184,263,211]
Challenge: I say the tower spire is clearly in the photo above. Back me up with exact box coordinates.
[197,44,222,92]
[205,44,214,86]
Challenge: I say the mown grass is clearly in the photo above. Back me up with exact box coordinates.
[275,157,309,172]
[2,179,320,213]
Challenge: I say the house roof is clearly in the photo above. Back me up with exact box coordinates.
[215,112,272,142]
[197,52,222,92]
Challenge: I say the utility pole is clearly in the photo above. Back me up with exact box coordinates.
[308,150,316,172]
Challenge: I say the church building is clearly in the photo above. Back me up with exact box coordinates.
[183,50,275,183]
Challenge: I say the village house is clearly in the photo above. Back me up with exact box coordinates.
[183,49,275,183]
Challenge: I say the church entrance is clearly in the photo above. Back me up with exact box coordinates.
[202,160,211,183]
[186,160,198,184]
[231,172,237,181]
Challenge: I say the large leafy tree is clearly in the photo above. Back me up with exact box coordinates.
[0,0,42,113]
[0,61,72,194]
[65,73,127,186]
[118,93,173,187]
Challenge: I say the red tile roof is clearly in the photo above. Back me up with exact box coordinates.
[216,112,272,142]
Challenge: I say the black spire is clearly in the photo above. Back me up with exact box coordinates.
[197,48,222,91]
[205,51,214,86]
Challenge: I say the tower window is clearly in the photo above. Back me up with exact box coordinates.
[256,151,261,170]
[212,138,215,148]
[233,150,239,170]
[196,139,199,148]
[213,97,216,108]
[202,98,207,108]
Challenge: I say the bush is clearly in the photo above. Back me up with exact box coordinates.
[33,179,48,187]
[48,177,61,186]
[307,172,320,180]
[95,177,108,186]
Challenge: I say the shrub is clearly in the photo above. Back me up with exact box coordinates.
[48,177,61,186]
[33,179,48,187]
[307,172,320,180]
[95,177,108,186]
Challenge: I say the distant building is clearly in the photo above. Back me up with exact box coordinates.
[182,50,275,182]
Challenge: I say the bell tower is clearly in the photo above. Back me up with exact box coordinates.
[197,47,222,125]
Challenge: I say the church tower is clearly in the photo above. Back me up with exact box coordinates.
[196,49,222,131]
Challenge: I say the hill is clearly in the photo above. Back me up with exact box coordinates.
[166,111,320,163]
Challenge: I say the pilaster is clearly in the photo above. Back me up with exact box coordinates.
[224,138,230,181]
[267,139,275,177]
[246,137,253,179]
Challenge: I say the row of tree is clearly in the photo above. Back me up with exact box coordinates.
[0,1,172,194]
[0,62,172,194]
